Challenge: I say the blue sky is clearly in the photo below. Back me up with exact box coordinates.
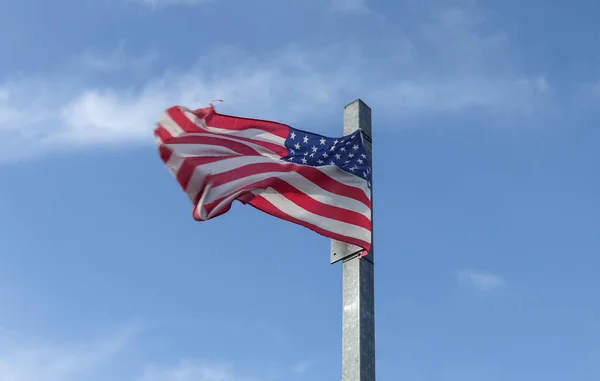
[1,0,599,380]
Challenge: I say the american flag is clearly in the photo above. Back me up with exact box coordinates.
[154,104,372,251]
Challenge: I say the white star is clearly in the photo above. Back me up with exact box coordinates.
[345,160,351,164]
[349,166,356,172]
[304,152,309,156]
[335,153,341,159]
[301,157,307,164]
[303,135,309,143]
[352,144,359,151]
[346,141,351,145]
[294,142,301,149]
[290,132,296,139]
[361,153,367,158]
[322,152,329,158]
[319,137,326,145]
[330,160,335,165]
[357,159,364,164]
[348,153,354,158]
[290,149,295,155]
[340,147,346,152]
[309,153,315,157]
[287,157,294,161]
[330,145,336,152]
[363,171,367,177]
[333,139,339,145]
[311,145,318,152]
[317,159,324,164]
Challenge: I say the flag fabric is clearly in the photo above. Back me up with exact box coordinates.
[154,104,372,251]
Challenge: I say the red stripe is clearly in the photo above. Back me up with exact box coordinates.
[185,131,287,157]
[192,195,232,220]
[188,179,371,251]
[249,195,371,250]
[176,156,229,192]
[200,176,370,230]
[154,125,173,142]
[167,107,288,157]
[159,145,172,164]
[191,106,290,139]
[208,162,370,208]
[268,178,371,230]
[165,135,261,156]
[155,126,174,163]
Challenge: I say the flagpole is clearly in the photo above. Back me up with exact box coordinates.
[330,99,375,381]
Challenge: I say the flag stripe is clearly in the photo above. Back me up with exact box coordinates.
[207,162,369,205]
[211,163,369,213]
[165,108,289,157]
[154,125,174,142]
[178,108,288,147]
[199,174,370,228]
[174,156,226,193]
[165,133,283,158]
[249,192,371,249]
[191,106,290,139]
[179,155,370,211]
[255,188,371,243]
[194,183,371,245]
[155,104,372,251]
[164,135,262,156]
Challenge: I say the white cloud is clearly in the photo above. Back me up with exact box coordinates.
[291,361,310,374]
[457,270,506,294]
[78,40,158,72]
[0,326,139,381]
[138,0,215,8]
[0,6,549,163]
[330,0,369,13]
[139,360,243,381]
[0,327,263,381]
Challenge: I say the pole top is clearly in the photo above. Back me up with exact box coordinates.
[343,99,372,139]
[344,98,371,110]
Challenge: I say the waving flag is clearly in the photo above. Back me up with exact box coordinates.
[154,104,372,251]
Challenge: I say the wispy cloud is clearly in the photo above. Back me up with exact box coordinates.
[138,0,215,8]
[330,0,369,13]
[78,40,157,72]
[291,361,310,374]
[0,326,264,381]
[139,360,243,381]
[457,270,506,294]
[0,326,140,381]
[0,5,549,163]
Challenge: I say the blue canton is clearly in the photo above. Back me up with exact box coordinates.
[281,127,371,186]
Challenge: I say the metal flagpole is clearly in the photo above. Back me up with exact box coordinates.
[330,99,375,381]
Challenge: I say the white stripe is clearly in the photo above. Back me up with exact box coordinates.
[203,170,371,219]
[182,156,370,208]
[165,155,184,177]
[166,143,240,158]
[185,155,369,194]
[164,144,244,201]
[196,187,242,220]
[171,132,281,159]
[158,112,185,137]
[180,108,287,146]
[184,156,275,202]
[254,187,372,244]
[319,165,371,200]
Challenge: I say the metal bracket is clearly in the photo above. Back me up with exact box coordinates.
[330,239,363,264]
